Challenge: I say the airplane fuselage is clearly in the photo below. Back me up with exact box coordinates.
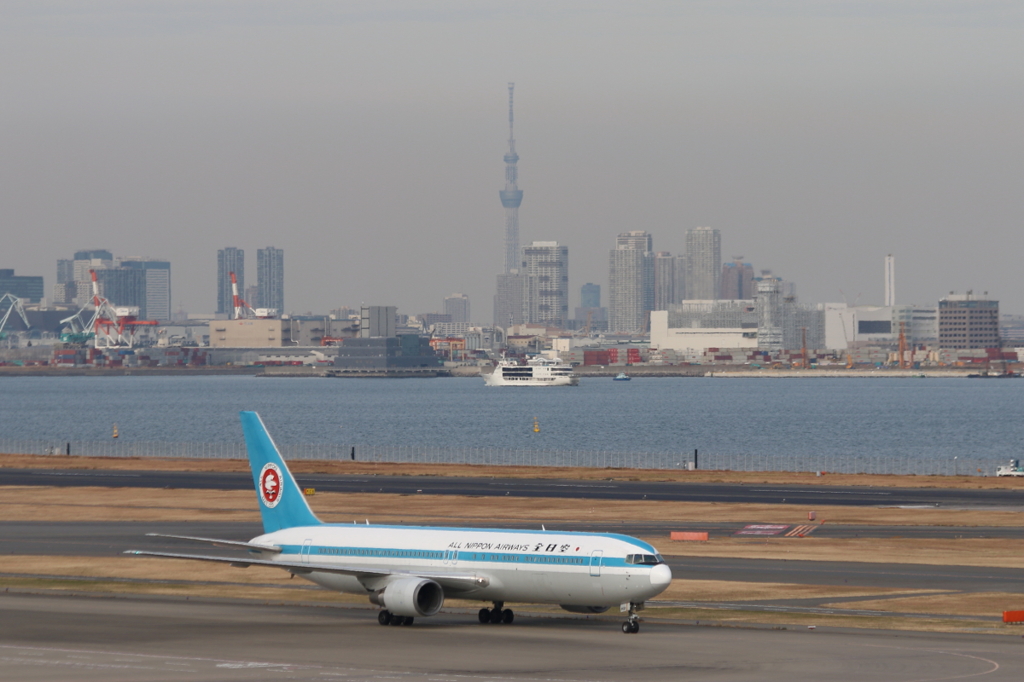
[255,524,671,607]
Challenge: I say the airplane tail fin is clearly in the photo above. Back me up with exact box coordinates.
[240,411,321,533]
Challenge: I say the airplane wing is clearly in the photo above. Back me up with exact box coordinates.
[144,533,282,553]
[123,550,490,591]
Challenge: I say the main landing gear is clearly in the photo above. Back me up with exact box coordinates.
[377,610,414,626]
[478,602,514,625]
[621,602,642,634]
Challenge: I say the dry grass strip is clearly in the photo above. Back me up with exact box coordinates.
[3,486,1024,530]
[822,592,1024,618]
[4,452,1023,490]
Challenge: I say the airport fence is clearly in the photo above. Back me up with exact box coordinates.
[0,436,1010,477]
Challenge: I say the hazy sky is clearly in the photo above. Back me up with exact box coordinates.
[2,1,1022,318]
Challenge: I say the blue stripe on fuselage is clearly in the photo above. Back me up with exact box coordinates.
[277,543,641,569]
[316,524,658,554]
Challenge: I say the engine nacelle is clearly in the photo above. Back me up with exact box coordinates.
[559,605,610,614]
[371,578,444,617]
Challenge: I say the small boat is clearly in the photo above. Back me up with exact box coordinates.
[613,372,631,381]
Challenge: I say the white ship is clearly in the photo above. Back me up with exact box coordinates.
[483,355,579,386]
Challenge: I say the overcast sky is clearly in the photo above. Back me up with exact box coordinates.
[2,1,1022,318]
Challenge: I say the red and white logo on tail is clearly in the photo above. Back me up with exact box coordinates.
[259,463,283,508]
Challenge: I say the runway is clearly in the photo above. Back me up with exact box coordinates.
[2,592,1022,681]
[4,521,1024,594]
[5,467,1024,508]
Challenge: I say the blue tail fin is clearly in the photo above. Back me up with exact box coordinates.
[240,411,321,533]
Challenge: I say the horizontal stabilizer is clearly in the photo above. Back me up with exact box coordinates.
[144,533,281,553]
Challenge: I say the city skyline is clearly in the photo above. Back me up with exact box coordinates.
[2,3,1021,317]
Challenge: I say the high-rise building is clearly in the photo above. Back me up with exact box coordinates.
[494,273,524,329]
[217,247,244,315]
[521,241,569,328]
[57,259,74,285]
[684,226,721,300]
[257,247,285,313]
[653,251,675,311]
[0,269,44,302]
[884,255,896,307]
[581,283,600,309]
[120,258,171,320]
[938,293,999,349]
[94,267,145,309]
[494,83,525,328]
[608,231,654,333]
[720,257,755,300]
[673,254,686,304]
[444,293,471,324]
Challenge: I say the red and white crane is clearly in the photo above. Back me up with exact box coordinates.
[59,270,158,348]
[230,272,277,319]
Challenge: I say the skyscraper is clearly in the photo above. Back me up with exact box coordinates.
[684,226,721,300]
[653,251,676,310]
[444,293,471,324]
[217,247,244,315]
[720,257,755,300]
[494,83,525,328]
[581,283,600,309]
[120,258,171,320]
[521,241,569,328]
[257,247,285,313]
[608,231,654,333]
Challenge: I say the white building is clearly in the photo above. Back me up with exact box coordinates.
[684,226,721,301]
[650,301,759,352]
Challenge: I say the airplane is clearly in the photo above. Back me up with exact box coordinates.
[126,411,672,634]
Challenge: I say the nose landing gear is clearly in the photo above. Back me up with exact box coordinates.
[621,602,643,634]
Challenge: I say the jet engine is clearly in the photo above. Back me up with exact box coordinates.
[371,578,445,617]
[559,605,610,614]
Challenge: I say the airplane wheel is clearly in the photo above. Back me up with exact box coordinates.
[502,609,514,624]
[630,621,640,634]
[621,622,632,634]
[478,608,491,624]
[489,608,504,624]
[402,617,414,626]
[378,610,392,626]
[390,615,406,626]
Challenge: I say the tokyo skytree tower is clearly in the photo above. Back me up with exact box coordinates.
[499,83,524,273]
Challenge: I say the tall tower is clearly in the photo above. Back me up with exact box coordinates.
[608,231,654,333]
[884,254,895,307]
[499,83,523,274]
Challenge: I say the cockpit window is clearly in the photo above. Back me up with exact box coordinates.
[625,553,664,565]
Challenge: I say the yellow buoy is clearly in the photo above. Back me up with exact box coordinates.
[532,417,540,433]
[112,423,119,439]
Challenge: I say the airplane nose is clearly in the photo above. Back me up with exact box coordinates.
[649,563,672,589]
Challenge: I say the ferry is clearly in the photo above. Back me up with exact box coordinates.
[483,355,579,387]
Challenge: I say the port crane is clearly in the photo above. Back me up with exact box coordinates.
[59,270,158,348]
[0,293,31,341]
[230,272,277,319]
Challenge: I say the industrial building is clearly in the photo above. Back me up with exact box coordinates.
[330,336,441,372]
[938,293,999,349]
[650,301,759,352]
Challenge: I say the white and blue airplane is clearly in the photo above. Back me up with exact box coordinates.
[127,411,672,633]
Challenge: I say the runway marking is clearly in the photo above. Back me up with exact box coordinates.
[735,524,789,536]
[784,524,817,537]
[861,644,1001,681]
